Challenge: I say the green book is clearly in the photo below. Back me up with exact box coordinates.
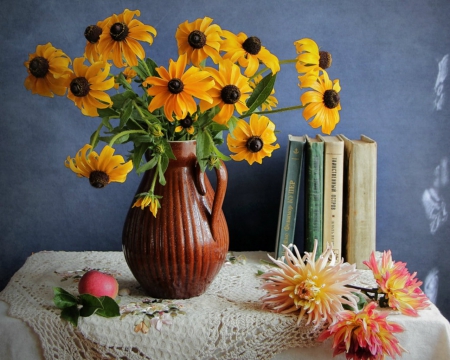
[275,135,306,259]
[304,135,324,257]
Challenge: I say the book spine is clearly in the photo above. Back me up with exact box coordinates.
[322,139,344,260]
[341,136,377,268]
[275,137,305,258]
[304,140,323,256]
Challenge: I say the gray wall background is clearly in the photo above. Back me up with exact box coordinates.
[1,0,450,318]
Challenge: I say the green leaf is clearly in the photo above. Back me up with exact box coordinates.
[53,287,78,309]
[61,305,80,327]
[226,116,240,138]
[245,73,277,114]
[96,296,120,318]
[98,107,119,118]
[119,100,133,127]
[158,155,168,185]
[111,90,138,110]
[137,154,159,174]
[79,293,103,317]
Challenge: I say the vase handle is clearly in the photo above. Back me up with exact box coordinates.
[194,161,228,242]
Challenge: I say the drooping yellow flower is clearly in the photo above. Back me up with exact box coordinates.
[227,114,280,165]
[249,75,278,111]
[318,302,406,360]
[260,241,359,325]
[65,144,133,188]
[145,53,214,121]
[132,193,161,217]
[199,59,252,125]
[175,114,197,135]
[114,66,138,89]
[83,18,109,64]
[175,17,223,66]
[221,31,280,77]
[363,250,430,316]
[24,43,72,97]
[97,9,157,68]
[294,38,333,88]
[65,57,115,117]
[300,69,341,135]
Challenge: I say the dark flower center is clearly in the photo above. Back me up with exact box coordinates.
[179,115,193,128]
[246,136,263,153]
[110,22,129,41]
[323,89,340,109]
[84,25,102,44]
[89,171,110,188]
[221,85,241,104]
[29,56,49,78]
[319,51,332,69]
[188,30,206,49]
[70,77,90,97]
[242,36,262,55]
[168,79,184,94]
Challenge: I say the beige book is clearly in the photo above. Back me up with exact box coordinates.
[316,135,344,260]
[338,134,377,269]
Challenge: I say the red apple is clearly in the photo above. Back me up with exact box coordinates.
[78,270,119,299]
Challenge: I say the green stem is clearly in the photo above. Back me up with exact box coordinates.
[239,104,305,119]
[90,123,104,148]
[108,129,148,147]
[252,58,297,79]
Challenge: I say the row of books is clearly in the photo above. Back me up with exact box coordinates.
[274,134,377,269]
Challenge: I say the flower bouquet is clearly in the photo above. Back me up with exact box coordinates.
[24,9,342,217]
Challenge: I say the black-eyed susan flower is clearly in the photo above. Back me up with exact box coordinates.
[84,18,109,64]
[300,70,341,135]
[175,114,197,135]
[199,59,252,125]
[132,192,161,217]
[221,31,280,77]
[175,17,223,66]
[227,114,280,165]
[65,144,133,188]
[294,38,332,88]
[145,53,214,121]
[249,75,278,111]
[24,43,72,97]
[65,57,115,117]
[97,9,157,68]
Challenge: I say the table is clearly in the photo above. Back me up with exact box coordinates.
[1,251,450,360]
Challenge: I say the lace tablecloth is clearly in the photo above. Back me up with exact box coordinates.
[1,251,450,360]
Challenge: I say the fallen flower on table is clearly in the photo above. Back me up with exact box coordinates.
[318,301,406,360]
[260,241,359,325]
[362,250,430,316]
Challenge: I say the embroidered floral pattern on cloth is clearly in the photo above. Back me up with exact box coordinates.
[0,251,378,360]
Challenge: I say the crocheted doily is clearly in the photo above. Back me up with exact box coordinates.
[0,251,375,360]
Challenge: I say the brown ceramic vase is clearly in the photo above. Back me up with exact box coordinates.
[122,140,229,299]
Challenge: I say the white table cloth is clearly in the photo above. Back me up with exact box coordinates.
[1,251,450,360]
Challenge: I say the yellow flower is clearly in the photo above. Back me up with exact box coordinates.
[24,43,72,97]
[83,18,110,64]
[65,144,133,188]
[199,59,252,125]
[132,193,161,217]
[175,114,197,135]
[227,114,280,165]
[175,17,223,66]
[260,241,359,325]
[221,31,280,77]
[294,38,332,88]
[300,69,341,135]
[249,75,278,111]
[65,58,115,117]
[145,53,214,121]
[114,66,137,89]
[97,9,157,68]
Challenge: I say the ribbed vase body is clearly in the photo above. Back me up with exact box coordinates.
[122,141,229,299]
